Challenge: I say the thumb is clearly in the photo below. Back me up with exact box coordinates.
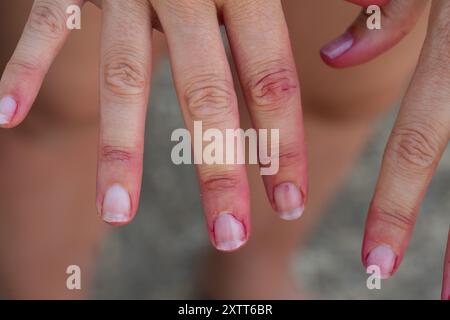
[320,0,428,68]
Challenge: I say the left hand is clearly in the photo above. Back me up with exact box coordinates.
[0,0,308,252]
[321,0,449,298]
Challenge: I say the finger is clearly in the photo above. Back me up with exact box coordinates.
[0,0,83,127]
[152,0,250,251]
[362,1,450,278]
[442,228,450,300]
[320,0,428,68]
[223,0,307,220]
[97,0,152,225]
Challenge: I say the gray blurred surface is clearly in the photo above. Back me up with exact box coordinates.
[92,59,450,300]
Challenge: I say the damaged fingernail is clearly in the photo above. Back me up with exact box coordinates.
[0,96,17,125]
[366,245,396,279]
[213,212,246,252]
[102,184,131,224]
[274,182,304,220]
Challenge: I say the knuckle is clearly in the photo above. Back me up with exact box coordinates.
[247,61,299,109]
[103,48,147,98]
[388,124,441,171]
[29,1,66,38]
[7,59,42,77]
[372,204,415,232]
[184,75,236,122]
[277,144,304,169]
[200,171,242,193]
[160,0,215,22]
[100,145,141,163]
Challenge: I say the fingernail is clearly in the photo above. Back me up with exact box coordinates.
[366,245,396,279]
[0,96,17,125]
[213,213,246,252]
[273,182,304,220]
[321,32,354,60]
[102,184,131,224]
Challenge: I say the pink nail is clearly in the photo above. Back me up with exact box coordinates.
[273,182,304,220]
[102,184,131,224]
[0,96,17,125]
[366,245,396,279]
[321,32,354,60]
[213,213,246,251]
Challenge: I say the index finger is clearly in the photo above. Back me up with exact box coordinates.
[362,0,450,278]
[0,0,83,127]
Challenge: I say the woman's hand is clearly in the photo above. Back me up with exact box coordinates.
[0,0,307,252]
[321,0,449,297]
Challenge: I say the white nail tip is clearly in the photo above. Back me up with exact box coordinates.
[215,239,245,251]
[279,206,305,221]
[0,96,17,125]
[0,114,9,125]
[102,212,130,223]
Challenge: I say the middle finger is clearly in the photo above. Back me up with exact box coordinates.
[152,0,250,251]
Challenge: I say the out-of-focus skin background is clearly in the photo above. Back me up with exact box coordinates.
[92,58,450,299]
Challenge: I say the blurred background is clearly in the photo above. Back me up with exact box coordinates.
[92,58,450,299]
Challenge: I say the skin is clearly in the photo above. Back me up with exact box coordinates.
[0,0,445,298]
[0,0,310,252]
[205,0,432,299]
[321,0,450,287]
[442,229,450,300]
[0,1,104,299]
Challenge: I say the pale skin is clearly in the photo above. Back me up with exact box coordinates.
[0,0,447,298]
[323,0,450,289]
[0,0,309,253]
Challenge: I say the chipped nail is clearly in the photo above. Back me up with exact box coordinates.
[213,212,246,252]
[274,182,304,221]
